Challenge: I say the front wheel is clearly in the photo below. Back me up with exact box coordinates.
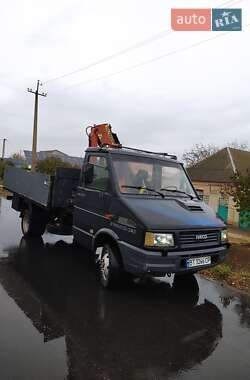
[174,270,198,277]
[98,244,123,289]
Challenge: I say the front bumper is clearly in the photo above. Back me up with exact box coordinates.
[118,241,230,276]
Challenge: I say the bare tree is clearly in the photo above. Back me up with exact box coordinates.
[11,151,25,161]
[226,141,249,151]
[182,141,249,167]
[182,144,219,167]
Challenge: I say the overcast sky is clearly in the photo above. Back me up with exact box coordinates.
[0,0,249,160]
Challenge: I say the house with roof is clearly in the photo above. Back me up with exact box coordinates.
[23,150,83,167]
[188,147,250,226]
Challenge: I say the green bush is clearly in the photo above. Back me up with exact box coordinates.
[0,160,14,180]
[230,172,250,222]
[36,157,78,176]
[211,264,232,281]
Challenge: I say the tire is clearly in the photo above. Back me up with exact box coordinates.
[173,273,198,286]
[98,243,122,289]
[175,270,197,277]
[172,274,199,306]
[21,208,47,237]
[19,236,44,252]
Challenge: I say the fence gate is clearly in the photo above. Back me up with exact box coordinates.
[217,197,229,223]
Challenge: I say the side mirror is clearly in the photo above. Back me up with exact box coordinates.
[83,163,94,184]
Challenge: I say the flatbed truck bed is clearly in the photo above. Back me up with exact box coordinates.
[4,166,81,209]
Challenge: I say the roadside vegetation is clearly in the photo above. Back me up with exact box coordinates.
[0,161,12,195]
[36,156,79,175]
[230,172,250,225]
[0,160,14,181]
[201,244,250,293]
[202,265,250,293]
[0,152,27,181]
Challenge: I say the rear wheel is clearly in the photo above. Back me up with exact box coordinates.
[21,208,47,237]
[98,243,123,289]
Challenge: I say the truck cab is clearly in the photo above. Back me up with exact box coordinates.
[73,146,229,287]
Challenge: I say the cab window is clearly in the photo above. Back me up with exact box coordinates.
[84,155,109,191]
[113,157,195,198]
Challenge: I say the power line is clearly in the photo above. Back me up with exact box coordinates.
[44,30,173,84]
[219,0,242,6]
[65,22,249,91]
[43,0,243,85]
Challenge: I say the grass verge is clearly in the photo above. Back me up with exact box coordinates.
[201,264,250,293]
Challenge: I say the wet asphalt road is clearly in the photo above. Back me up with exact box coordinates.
[0,197,250,380]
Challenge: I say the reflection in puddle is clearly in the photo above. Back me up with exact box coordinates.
[0,237,223,380]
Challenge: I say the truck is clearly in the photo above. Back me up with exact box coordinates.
[4,123,230,288]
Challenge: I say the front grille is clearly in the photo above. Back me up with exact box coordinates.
[179,230,219,247]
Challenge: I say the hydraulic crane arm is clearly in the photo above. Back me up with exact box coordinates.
[86,123,121,148]
[86,123,177,160]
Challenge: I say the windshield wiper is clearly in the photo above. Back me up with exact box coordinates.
[160,188,194,200]
[122,186,164,198]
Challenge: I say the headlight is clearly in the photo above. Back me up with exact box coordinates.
[221,230,228,242]
[145,232,174,247]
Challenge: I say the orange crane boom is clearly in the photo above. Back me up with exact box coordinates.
[86,123,121,148]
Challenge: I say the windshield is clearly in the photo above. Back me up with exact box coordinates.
[113,157,196,198]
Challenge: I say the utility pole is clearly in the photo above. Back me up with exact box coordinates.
[27,80,47,171]
[1,138,7,160]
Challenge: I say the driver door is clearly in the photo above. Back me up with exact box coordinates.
[73,154,112,249]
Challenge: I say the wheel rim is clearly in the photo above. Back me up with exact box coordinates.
[22,213,29,234]
[100,248,110,281]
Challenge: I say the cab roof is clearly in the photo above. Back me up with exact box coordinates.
[86,146,180,164]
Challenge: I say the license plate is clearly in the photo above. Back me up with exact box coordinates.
[186,256,211,268]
